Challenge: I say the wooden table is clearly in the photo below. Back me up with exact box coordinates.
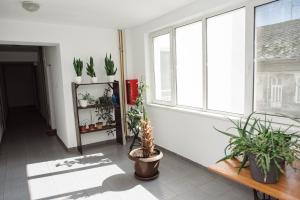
[208,159,300,200]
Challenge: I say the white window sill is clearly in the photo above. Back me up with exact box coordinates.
[146,103,242,122]
[146,103,300,130]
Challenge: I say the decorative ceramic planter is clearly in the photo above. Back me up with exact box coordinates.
[107,75,114,83]
[248,153,280,184]
[128,148,163,180]
[91,77,98,83]
[75,76,82,84]
[79,100,88,108]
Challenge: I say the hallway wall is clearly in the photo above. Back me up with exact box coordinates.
[4,64,37,108]
[0,19,121,148]
[0,67,7,142]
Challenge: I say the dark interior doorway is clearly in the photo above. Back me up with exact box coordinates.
[0,45,51,140]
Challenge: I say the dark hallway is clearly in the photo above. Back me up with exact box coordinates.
[0,45,52,144]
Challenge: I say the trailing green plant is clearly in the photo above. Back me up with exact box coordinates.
[79,92,95,104]
[86,56,96,77]
[95,88,114,125]
[73,57,83,76]
[127,81,146,138]
[215,112,300,181]
[104,53,117,76]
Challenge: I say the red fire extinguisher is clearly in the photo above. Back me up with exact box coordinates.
[126,79,138,105]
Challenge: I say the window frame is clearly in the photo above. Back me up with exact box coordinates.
[148,0,280,117]
[174,19,204,111]
[149,28,176,106]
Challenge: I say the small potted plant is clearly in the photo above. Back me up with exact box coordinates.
[215,113,300,184]
[95,120,103,129]
[73,57,83,83]
[86,56,97,83]
[78,92,94,108]
[104,53,117,82]
[88,110,96,131]
[128,81,163,180]
[79,120,88,133]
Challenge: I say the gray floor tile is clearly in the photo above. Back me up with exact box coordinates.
[0,109,253,200]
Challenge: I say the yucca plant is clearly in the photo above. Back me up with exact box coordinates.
[141,117,155,158]
[73,58,83,76]
[215,112,300,183]
[104,54,117,76]
[86,57,96,77]
[127,81,163,180]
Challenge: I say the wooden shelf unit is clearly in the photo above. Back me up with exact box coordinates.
[72,81,123,154]
[80,125,116,134]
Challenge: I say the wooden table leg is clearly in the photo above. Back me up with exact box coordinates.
[253,190,278,200]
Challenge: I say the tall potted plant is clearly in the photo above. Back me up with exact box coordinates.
[73,57,83,83]
[215,113,300,184]
[86,56,97,83]
[104,53,117,82]
[128,81,163,180]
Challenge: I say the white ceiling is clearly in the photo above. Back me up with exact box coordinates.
[0,0,197,29]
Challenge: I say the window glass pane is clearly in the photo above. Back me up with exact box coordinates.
[254,0,300,116]
[153,34,172,102]
[176,21,203,108]
[207,8,245,114]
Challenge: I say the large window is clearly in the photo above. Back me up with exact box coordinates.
[207,8,246,114]
[149,0,300,117]
[150,9,246,114]
[152,33,172,102]
[254,0,300,117]
[175,21,203,108]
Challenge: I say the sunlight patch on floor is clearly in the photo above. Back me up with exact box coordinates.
[26,153,107,177]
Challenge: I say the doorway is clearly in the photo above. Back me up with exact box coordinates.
[0,45,54,140]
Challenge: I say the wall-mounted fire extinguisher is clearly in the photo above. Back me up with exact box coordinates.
[126,79,138,105]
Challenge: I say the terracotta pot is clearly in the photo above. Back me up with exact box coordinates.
[248,153,280,184]
[79,125,87,132]
[128,148,163,180]
[95,122,103,129]
[88,124,96,131]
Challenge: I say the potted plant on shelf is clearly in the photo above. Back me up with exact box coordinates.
[79,120,88,133]
[95,120,103,129]
[104,53,117,82]
[86,56,97,83]
[78,92,94,108]
[128,81,163,180]
[88,110,96,131]
[215,113,300,184]
[73,57,83,83]
[95,88,114,126]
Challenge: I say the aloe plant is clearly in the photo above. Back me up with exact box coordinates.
[73,58,83,76]
[215,112,300,181]
[86,57,96,77]
[104,54,117,76]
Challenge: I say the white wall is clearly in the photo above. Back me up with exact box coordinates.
[0,19,120,148]
[125,0,246,167]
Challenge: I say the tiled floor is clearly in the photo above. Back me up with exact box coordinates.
[0,109,253,200]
